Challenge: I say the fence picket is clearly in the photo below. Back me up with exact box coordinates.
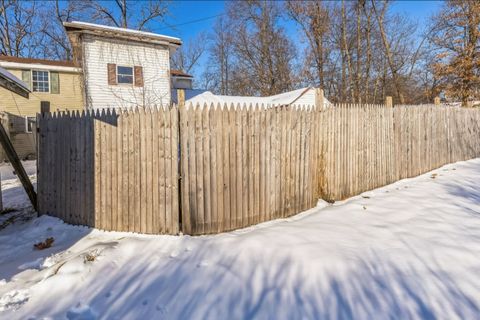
[37,103,480,235]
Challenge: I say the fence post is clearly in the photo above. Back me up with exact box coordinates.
[315,88,324,109]
[434,97,440,106]
[177,89,185,108]
[385,96,393,107]
[176,89,185,233]
[40,101,51,114]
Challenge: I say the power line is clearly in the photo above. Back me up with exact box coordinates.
[153,13,224,32]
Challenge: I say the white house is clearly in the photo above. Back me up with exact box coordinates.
[64,21,182,109]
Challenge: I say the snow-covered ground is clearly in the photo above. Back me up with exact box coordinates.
[0,159,480,319]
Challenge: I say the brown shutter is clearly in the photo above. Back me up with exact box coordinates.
[134,66,144,87]
[107,63,117,85]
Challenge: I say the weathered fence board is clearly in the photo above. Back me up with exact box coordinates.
[38,103,480,235]
[179,104,318,235]
[317,105,480,200]
[37,107,180,234]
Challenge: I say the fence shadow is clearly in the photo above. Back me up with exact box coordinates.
[21,235,480,319]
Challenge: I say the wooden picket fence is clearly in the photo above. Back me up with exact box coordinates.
[36,103,480,235]
[179,105,320,235]
[318,105,480,200]
[37,107,180,234]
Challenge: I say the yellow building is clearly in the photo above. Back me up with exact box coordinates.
[0,56,84,159]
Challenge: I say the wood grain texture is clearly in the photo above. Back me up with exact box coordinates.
[36,104,480,235]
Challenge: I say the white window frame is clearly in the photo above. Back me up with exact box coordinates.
[25,116,36,133]
[31,70,50,93]
[116,65,134,85]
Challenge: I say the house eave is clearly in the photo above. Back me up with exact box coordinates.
[0,61,82,73]
[63,21,182,49]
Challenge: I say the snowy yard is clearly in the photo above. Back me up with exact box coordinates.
[0,159,479,319]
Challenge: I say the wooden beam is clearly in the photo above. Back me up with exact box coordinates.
[0,122,37,210]
[0,77,29,99]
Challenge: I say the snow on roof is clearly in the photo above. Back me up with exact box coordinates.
[64,21,182,46]
[185,87,332,108]
[0,66,30,93]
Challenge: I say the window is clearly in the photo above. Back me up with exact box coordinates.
[25,116,36,133]
[117,66,133,84]
[32,70,49,92]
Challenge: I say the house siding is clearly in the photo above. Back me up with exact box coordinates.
[0,68,84,159]
[82,35,171,109]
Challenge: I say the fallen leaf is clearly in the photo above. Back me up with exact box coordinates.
[34,237,54,250]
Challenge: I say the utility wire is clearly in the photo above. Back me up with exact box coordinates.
[153,13,224,32]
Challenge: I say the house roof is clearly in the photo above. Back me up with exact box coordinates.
[0,55,75,67]
[170,69,193,78]
[0,66,30,98]
[64,21,182,47]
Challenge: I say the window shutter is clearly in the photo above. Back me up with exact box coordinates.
[21,70,31,90]
[134,66,143,87]
[107,63,117,85]
[50,72,60,94]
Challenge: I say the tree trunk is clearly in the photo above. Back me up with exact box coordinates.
[372,0,405,104]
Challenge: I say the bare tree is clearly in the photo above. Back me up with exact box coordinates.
[171,33,206,74]
[204,16,234,94]
[226,0,296,96]
[371,0,405,104]
[0,0,41,57]
[286,0,330,90]
[37,0,91,60]
[80,0,169,30]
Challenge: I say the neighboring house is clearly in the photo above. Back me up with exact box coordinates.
[64,21,183,109]
[180,87,332,109]
[0,56,84,159]
[171,69,193,90]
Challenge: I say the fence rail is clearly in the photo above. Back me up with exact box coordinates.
[37,103,480,235]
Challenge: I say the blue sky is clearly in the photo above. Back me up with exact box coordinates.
[158,1,443,40]
[152,0,444,78]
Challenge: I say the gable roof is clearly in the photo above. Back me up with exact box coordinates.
[64,21,182,47]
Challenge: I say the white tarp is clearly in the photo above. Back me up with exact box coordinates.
[182,87,332,108]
